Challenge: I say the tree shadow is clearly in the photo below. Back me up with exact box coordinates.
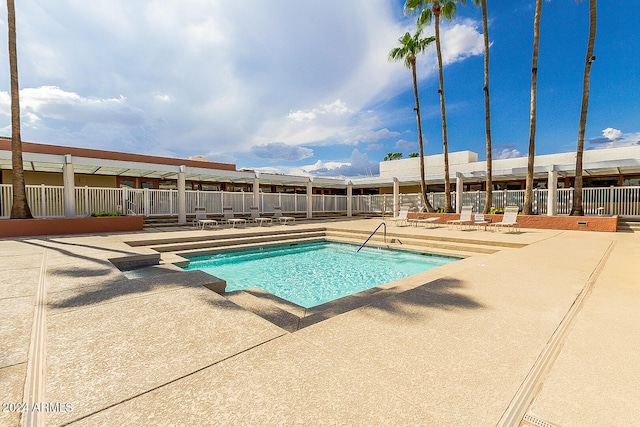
[234,276,486,331]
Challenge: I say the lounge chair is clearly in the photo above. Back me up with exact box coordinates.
[250,206,272,226]
[392,206,410,226]
[408,214,439,228]
[273,206,295,225]
[222,206,246,228]
[490,206,520,232]
[447,205,473,230]
[192,206,217,230]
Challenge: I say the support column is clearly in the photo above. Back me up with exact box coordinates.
[306,179,313,219]
[455,173,464,214]
[393,178,400,217]
[547,167,558,216]
[177,166,186,224]
[346,181,353,217]
[63,155,76,217]
[253,173,260,210]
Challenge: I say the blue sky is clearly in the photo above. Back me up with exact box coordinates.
[0,1,638,178]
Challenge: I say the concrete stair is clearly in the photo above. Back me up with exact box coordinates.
[125,225,524,261]
[324,227,525,258]
[617,220,640,233]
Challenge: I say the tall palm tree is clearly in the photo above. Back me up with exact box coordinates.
[471,0,494,214]
[570,0,597,216]
[405,0,465,213]
[523,0,543,215]
[6,0,32,218]
[389,29,436,212]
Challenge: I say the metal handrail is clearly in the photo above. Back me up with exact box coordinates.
[357,221,387,253]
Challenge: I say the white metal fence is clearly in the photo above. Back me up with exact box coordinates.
[1,184,639,218]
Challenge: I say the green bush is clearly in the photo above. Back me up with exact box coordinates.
[488,207,505,214]
[90,211,120,217]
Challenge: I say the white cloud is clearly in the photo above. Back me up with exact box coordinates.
[602,127,622,140]
[252,149,379,179]
[0,1,486,163]
[249,142,313,162]
[587,129,640,149]
[494,147,523,159]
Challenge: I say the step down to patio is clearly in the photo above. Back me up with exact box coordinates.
[324,227,525,257]
[617,220,640,233]
[125,228,327,254]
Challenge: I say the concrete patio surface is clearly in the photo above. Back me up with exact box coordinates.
[0,219,638,426]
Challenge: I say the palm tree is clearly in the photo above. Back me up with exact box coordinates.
[471,0,494,214]
[405,0,465,213]
[6,0,32,218]
[523,0,543,215]
[570,0,597,216]
[389,29,436,212]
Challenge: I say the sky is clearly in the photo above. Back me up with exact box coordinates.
[0,1,638,179]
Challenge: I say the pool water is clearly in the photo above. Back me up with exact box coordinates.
[182,241,458,308]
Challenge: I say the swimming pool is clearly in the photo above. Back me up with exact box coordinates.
[182,241,458,308]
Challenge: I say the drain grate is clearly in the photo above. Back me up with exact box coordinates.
[522,413,557,427]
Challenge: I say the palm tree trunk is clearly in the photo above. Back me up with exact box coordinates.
[7,0,32,219]
[411,58,435,213]
[523,0,542,215]
[570,0,597,216]
[481,0,493,214]
[433,7,453,213]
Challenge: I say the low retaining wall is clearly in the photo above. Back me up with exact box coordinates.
[0,215,145,238]
[406,212,618,232]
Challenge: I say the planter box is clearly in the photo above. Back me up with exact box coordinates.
[0,215,144,238]
[406,212,618,232]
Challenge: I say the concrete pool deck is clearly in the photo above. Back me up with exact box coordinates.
[1,219,638,426]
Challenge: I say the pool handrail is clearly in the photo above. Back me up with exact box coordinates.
[357,221,387,253]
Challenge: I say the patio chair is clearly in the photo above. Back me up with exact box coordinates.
[490,206,520,232]
[392,206,410,226]
[192,206,217,230]
[273,206,295,225]
[222,206,247,228]
[407,214,439,228]
[250,206,272,227]
[447,206,473,230]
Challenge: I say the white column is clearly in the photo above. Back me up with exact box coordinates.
[346,181,353,217]
[63,154,76,217]
[393,178,400,217]
[547,167,558,216]
[306,179,313,219]
[455,173,464,214]
[253,173,260,211]
[177,166,186,224]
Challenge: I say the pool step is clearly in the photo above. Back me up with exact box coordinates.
[148,231,326,253]
[324,228,519,257]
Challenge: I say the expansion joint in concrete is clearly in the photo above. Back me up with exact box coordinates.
[21,248,48,427]
[497,241,616,427]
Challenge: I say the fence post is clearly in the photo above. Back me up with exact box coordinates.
[39,184,46,217]
[609,185,614,215]
[84,186,89,216]
[143,188,150,216]
[533,188,538,214]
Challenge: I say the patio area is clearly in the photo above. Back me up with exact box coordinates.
[1,219,638,426]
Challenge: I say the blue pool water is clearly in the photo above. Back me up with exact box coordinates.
[183,242,458,308]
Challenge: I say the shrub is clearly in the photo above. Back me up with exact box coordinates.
[90,211,120,217]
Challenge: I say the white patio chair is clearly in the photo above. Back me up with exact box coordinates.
[222,206,246,228]
[273,206,295,225]
[250,206,272,227]
[447,206,474,230]
[392,206,410,226]
[490,206,520,232]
